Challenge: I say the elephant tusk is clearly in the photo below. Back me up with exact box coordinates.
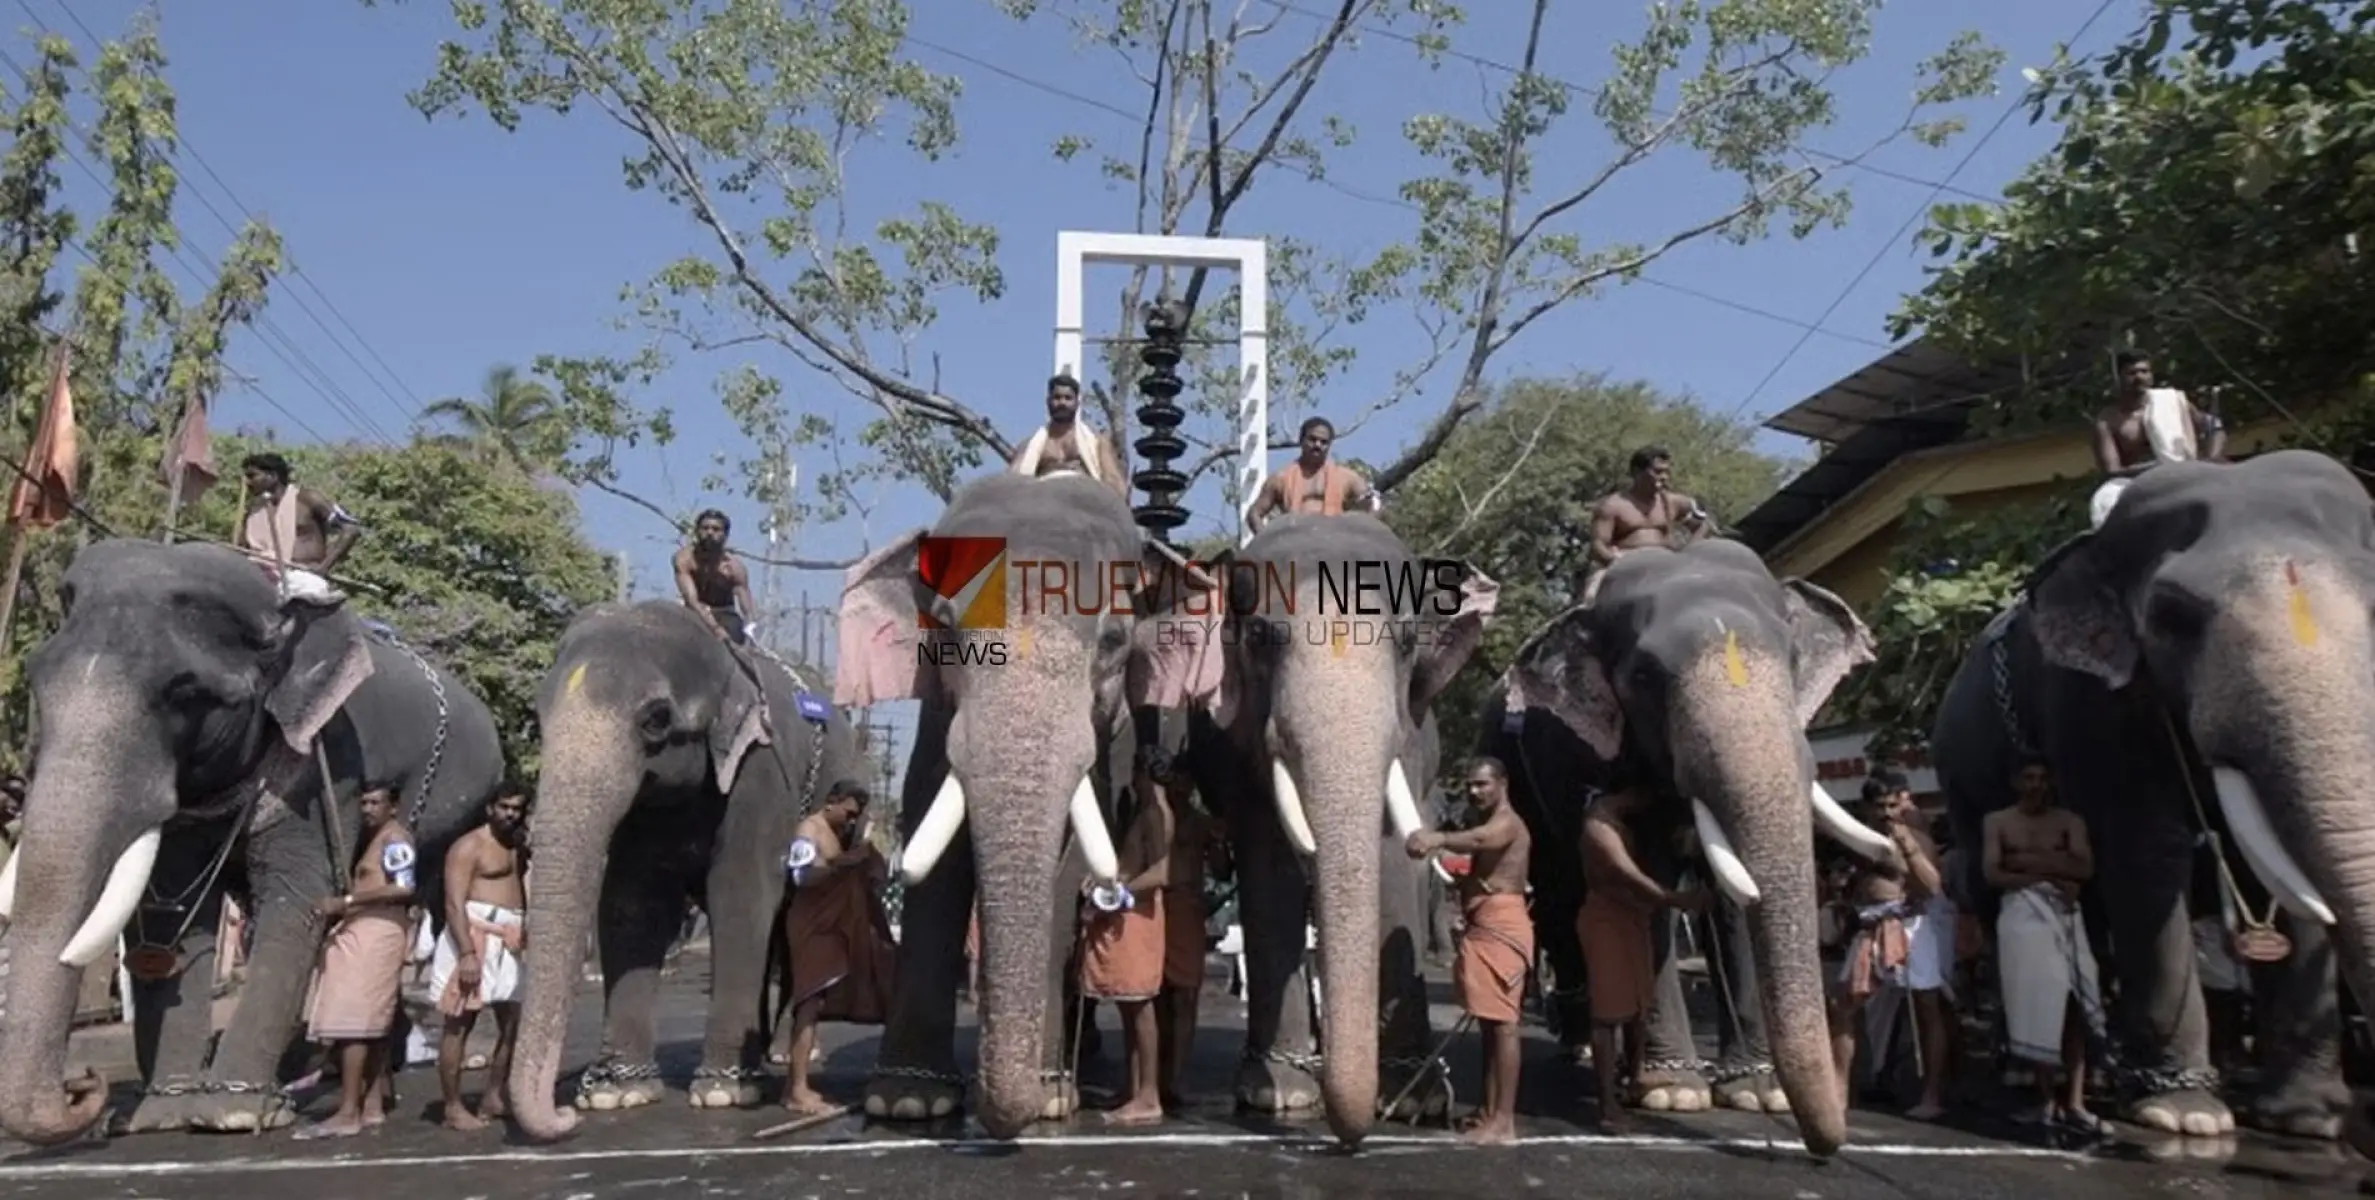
[0,839,18,923]
[2212,768,2337,926]
[1067,775,1122,882]
[1270,758,1318,857]
[1808,779,1896,862]
[61,825,162,968]
[897,773,968,885]
[1691,800,1761,907]
[1385,758,1425,842]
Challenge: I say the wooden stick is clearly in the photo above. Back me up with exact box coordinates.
[752,1103,853,1140]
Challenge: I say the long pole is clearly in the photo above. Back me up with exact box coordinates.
[0,332,71,659]
[162,389,194,544]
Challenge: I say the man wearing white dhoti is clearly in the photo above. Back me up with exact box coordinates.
[2089,350,2227,527]
[430,787,530,1131]
[1010,373,1127,498]
[1984,756,2108,1133]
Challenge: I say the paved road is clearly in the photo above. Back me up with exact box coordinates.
[0,956,2363,1199]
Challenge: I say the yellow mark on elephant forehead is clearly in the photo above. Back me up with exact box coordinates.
[1016,628,1034,659]
[1330,625,1346,657]
[565,662,588,694]
[2286,560,2318,647]
[1722,629,1748,688]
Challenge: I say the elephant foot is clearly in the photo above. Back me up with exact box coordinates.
[1234,1048,1322,1113]
[574,1059,667,1111]
[1714,1066,1787,1114]
[1039,1069,1078,1121]
[1634,1059,1711,1113]
[863,1062,966,1121]
[686,1066,768,1110]
[2130,1082,2236,1137]
[1378,1054,1453,1122]
[2240,1073,2349,1140]
[182,1080,299,1133]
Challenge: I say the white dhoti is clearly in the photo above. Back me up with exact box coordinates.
[1996,884,2103,1065]
[2091,387,2201,529]
[428,900,524,1011]
[1905,895,1957,994]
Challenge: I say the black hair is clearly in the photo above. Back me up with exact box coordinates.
[1048,373,1080,395]
[241,452,290,481]
[1861,768,1910,803]
[1299,416,1335,440]
[2115,350,2149,369]
[828,778,871,804]
[2013,751,2053,782]
[694,508,731,534]
[1629,444,1671,473]
[1464,755,1507,781]
[492,780,532,805]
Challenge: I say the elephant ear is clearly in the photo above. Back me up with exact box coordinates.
[1410,560,1499,715]
[710,665,774,795]
[1780,577,1877,727]
[2025,533,2138,687]
[264,593,377,754]
[1501,607,1622,761]
[1128,540,1230,714]
[833,528,931,708]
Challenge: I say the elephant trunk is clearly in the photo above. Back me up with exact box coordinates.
[967,762,1070,1139]
[506,701,640,1142]
[1674,679,1846,1158]
[0,687,172,1146]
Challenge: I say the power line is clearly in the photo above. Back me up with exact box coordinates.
[1723,0,2120,425]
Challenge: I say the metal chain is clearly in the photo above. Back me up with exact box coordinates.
[368,624,450,828]
[1990,624,2029,754]
[691,1065,772,1082]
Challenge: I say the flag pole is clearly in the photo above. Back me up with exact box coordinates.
[163,385,195,543]
[0,331,71,657]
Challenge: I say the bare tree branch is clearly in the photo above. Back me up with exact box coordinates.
[580,474,862,571]
[1425,390,1568,557]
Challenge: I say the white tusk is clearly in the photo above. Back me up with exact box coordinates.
[0,840,19,923]
[60,825,161,968]
[897,773,968,885]
[1691,799,1761,907]
[2212,768,2337,926]
[1809,779,1896,862]
[1270,758,1318,857]
[1385,758,1425,843]
[1067,775,1121,882]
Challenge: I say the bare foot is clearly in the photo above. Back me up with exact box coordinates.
[1460,1118,1517,1145]
[293,1116,364,1140]
[1453,1109,1489,1132]
[1906,1102,1947,1121]
[783,1087,837,1116]
[1595,1109,1635,1135]
[1102,1099,1164,1127]
[444,1107,488,1132]
[477,1095,508,1121]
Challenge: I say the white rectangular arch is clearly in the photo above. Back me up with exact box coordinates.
[1053,231,1268,545]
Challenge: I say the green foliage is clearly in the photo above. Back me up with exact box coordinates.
[1831,485,2089,758]
[1379,374,1795,774]
[1895,0,2375,448]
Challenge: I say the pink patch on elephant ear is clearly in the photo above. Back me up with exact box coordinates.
[1411,563,1500,713]
[1502,611,1623,761]
[2026,547,2137,688]
[833,529,930,708]
[1127,539,1228,711]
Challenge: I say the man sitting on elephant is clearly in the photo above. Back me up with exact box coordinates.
[1244,416,1379,532]
[234,450,360,603]
[674,509,757,645]
[1010,373,1125,496]
[2088,350,2226,528]
[1580,444,1710,607]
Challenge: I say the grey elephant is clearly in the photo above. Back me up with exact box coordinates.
[1933,449,2375,1141]
[832,471,1204,1138]
[504,600,863,1141]
[1158,512,1494,1141]
[0,539,503,1142]
[1495,537,1899,1157]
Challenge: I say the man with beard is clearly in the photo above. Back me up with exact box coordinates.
[1579,445,1710,607]
[1010,373,1125,497]
[1245,416,1379,533]
[674,509,757,645]
[432,786,531,1131]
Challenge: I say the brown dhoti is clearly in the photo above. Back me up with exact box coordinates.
[1455,892,1534,1024]
[1078,887,1166,1002]
[1577,891,1654,1024]
[785,855,897,1025]
[306,907,411,1042]
[1161,884,1206,991]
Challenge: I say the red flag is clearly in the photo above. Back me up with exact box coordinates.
[162,392,217,508]
[6,339,78,530]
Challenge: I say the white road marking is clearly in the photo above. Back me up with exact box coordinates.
[0,1131,2091,1179]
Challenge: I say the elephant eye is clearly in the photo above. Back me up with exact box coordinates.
[2144,586,2208,640]
[637,699,675,740]
[163,671,213,705]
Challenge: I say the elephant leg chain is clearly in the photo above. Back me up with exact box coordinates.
[692,1065,771,1084]
[575,1057,664,1100]
[872,1063,968,1091]
[1242,1046,1323,1073]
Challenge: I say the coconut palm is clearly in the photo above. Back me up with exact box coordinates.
[421,363,564,468]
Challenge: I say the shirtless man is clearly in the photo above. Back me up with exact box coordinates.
[1983,757,2105,1133]
[1827,773,1952,1118]
[1157,784,1225,1111]
[2089,351,2226,527]
[1579,785,1708,1129]
[1079,781,1175,1125]
[1582,445,1708,606]
[781,780,892,1116]
[1245,417,1380,533]
[674,509,756,644]
[1406,757,1532,1144]
[234,451,361,602]
[296,787,417,1140]
[433,787,530,1131]
[1009,373,1126,496]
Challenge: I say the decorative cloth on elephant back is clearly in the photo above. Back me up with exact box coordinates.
[1160,884,1206,991]
[1078,886,1167,1002]
[784,846,897,1025]
[305,907,412,1041]
[1455,891,1534,1024]
[1575,891,1653,1024]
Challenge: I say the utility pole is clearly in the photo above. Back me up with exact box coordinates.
[614,551,630,603]
[758,446,798,655]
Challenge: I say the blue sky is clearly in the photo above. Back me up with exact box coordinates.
[15,0,2130,770]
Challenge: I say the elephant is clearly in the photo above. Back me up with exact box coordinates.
[506,599,863,1141]
[1932,449,2375,1141]
[830,471,1206,1138]
[1160,512,1495,1142]
[0,539,503,1142]
[1493,536,1898,1157]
